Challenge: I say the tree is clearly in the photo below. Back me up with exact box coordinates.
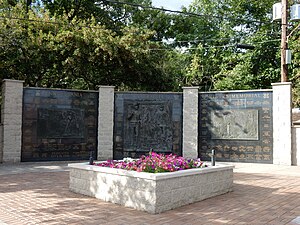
[41,0,154,32]
[0,1,176,90]
[288,33,300,107]
[177,0,287,93]
[2,0,300,106]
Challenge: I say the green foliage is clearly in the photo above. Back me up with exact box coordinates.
[41,0,154,33]
[289,34,300,107]
[0,1,176,91]
[214,34,281,90]
[179,0,300,106]
[1,0,300,106]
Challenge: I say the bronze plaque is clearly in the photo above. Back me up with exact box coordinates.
[37,108,85,139]
[114,93,183,159]
[124,102,173,152]
[22,88,98,162]
[210,109,259,140]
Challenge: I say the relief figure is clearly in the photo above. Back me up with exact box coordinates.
[127,103,141,147]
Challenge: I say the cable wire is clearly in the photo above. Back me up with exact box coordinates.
[148,39,281,51]
[100,0,271,24]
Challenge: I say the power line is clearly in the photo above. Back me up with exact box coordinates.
[148,46,235,51]
[100,0,270,24]
[98,0,223,19]
[1,15,275,40]
[148,39,281,51]
[1,0,275,35]
[0,16,106,30]
[148,44,235,52]
[0,15,281,47]
[0,16,62,25]
[1,3,279,47]
[159,34,281,44]
[160,37,234,44]
[0,15,243,34]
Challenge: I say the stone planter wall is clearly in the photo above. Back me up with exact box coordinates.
[69,163,234,214]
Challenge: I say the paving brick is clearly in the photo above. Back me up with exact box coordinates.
[0,163,300,224]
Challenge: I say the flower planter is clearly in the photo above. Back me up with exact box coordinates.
[68,163,234,214]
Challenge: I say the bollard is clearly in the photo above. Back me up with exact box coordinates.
[211,149,216,166]
[89,149,94,165]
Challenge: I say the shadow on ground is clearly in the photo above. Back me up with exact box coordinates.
[0,170,299,224]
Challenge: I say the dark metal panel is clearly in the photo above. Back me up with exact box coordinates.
[199,91,273,163]
[22,88,98,162]
[114,92,183,159]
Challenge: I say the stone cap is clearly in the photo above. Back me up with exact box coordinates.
[3,79,24,83]
[294,120,300,125]
[68,162,234,180]
[271,82,292,86]
[182,86,199,90]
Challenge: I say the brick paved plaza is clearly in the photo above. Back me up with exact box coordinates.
[0,162,299,225]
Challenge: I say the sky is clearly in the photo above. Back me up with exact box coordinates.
[151,0,193,11]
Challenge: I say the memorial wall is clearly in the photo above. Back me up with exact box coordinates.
[199,91,273,163]
[22,88,98,161]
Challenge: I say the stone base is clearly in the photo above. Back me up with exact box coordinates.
[68,163,234,214]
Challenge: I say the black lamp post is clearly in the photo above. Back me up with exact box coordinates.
[211,149,216,166]
[89,148,94,165]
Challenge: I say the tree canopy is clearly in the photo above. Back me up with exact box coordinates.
[0,0,299,106]
[0,0,177,90]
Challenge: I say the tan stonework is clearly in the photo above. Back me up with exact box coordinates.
[0,79,24,163]
[98,86,115,160]
[182,87,199,159]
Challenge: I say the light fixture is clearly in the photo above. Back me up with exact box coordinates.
[272,2,282,21]
[291,4,300,21]
[236,44,255,50]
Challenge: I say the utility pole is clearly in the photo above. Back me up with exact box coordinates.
[281,0,288,82]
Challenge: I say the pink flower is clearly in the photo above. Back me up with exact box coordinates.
[94,151,206,173]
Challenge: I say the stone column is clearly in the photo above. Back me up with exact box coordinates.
[98,86,115,160]
[0,79,24,163]
[292,124,300,166]
[272,82,292,165]
[182,87,199,159]
[0,124,2,163]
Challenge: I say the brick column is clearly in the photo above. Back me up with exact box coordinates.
[182,87,199,159]
[98,86,115,160]
[272,82,292,165]
[0,79,24,163]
